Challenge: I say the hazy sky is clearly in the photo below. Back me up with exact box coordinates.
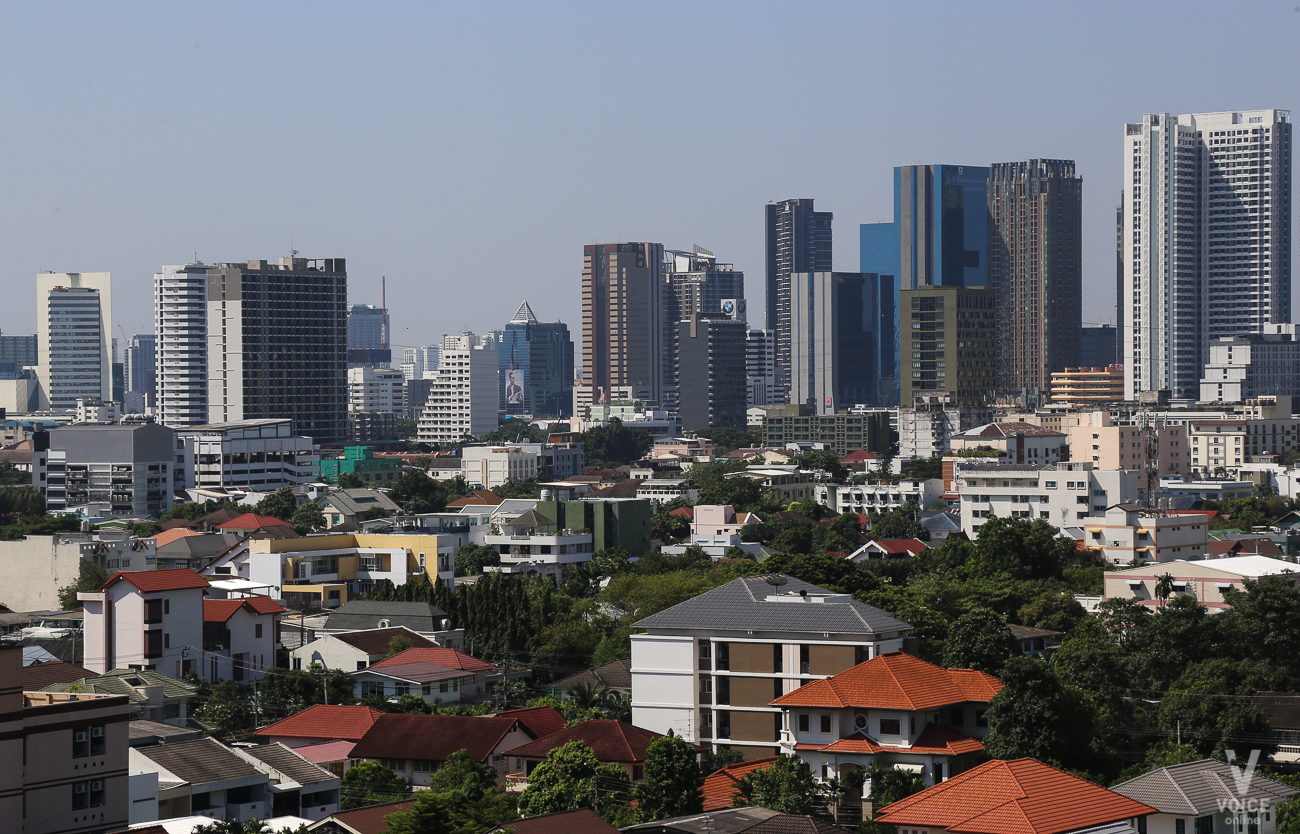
[1,2,1296,353]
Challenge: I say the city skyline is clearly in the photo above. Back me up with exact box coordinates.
[0,4,1293,348]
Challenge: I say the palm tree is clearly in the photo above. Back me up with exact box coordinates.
[1155,573,1175,606]
[601,691,632,722]
[567,681,609,710]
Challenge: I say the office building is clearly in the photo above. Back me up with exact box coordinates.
[1049,366,1126,405]
[36,272,112,410]
[0,333,37,369]
[790,271,894,412]
[404,377,435,421]
[124,333,156,407]
[765,200,832,394]
[760,404,892,457]
[900,285,996,406]
[417,332,499,444]
[347,303,387,350]
[154,263,210,427]
[676,313,747,430]
[1201,324,1300,402]
[348,366,405,413]
[988,160,1082,406]
[401,346,437,380]
[206,257,349,443]
[496,300,574,417]
[1081,324,1118,368]
[745,329,781,407]
[43,423,176,517]
[662,247,746,412]
[176,419,319,490]
[1123,109,1292,400]
[578,242,664,414]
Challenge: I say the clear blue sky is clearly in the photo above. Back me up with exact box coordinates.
[0,1,1296,350]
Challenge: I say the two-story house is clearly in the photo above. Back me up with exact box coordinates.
[201,597,285,682]
[79,569,211,679]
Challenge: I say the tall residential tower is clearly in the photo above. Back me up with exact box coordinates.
[36,272,112,410]
[578,242,664,415]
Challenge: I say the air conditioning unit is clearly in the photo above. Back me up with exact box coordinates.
[91,727,104,738]
[74,731,88,743]
[91,781,103,791]
[74,783,87,794]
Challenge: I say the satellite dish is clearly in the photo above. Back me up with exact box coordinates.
[764,575,788,588]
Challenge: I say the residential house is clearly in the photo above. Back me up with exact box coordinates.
[875,758,1154,834]
[485,809,619,834]
[846,540,929,561]
[22,660,96,691]
[724,467,815,504]
[699,758,781,811]
[319,489,401,529]
[154,531,251,571]
[547,657,632,700]
[239,743,342,822]
[1111,759,1299,834]
[917,509,961,542]
[290,627,442,673]
[322,600,460,648]
[350,660,474,706]
[501,719,688,784]
[41,668,196,725]
[291,740,361,779]
[1103,555,1298,610]
[79,569,212,679]
[483,507,595,583]
[947,422,1068,464]
[304,799,417,834]
[661,504,763,559]
[631,574,912,759]
[217,513,297,535]
[367,647,499,697]
[814,479,943,516]
[254,705,386,748]
[201,597,285,682]
[132,737,270,823]
[624,806,853,834]
[1008,625,1062,658]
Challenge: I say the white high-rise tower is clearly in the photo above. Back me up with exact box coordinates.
[36,272,112,410]
[155,264,210,426]
[1122,109,1292,400]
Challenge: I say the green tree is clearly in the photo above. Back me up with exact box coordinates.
[866,761,925,811]
[0,484,45,517]
[901,456,942,480]
[942,608,1018,675]
[389,470,449,515]
[583,418,654,468]
[651,510,691,543]
[57,559,111,610]
[697,475,780,514]
[700,747,745,776]
[193,820,311,834]
[290,501,326,535]
[0,461,28,486]
[733,755,822,815]
[690,427,760,455]
[455,543,501,577]
[386,634,414,658]
[983,656,1099,772]
[1155,658,1283,759]
[336,472,364,489]
[517,741,633,824]
[868,502,929,542]
[801,450,849,484]
[591,547,634,577]
[1017,591,1087,633]
[195,680,255,737]
[341,760,412,809]
[759,553,880,596]
[632,732,705,822]
[255,487,297,522]
[384,749,516,834]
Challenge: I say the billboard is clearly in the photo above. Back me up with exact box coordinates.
[506,368,525,405]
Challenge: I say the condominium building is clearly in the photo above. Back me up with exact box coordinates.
[766,200,833,394]
[124,334,156,408]
[401,346,437,381]
[1122,109,1292,400]
[759,404,892,457]
[790,272,895,412]
[496,300,574,417]
[37,272,112,410]
[417,332,499,445]
[155,263,209,427]
[677,314,747,431]
[460,445,539,489]
[1049,366,1125,404]
[953,461,1139,538]
[662,247,746,412]
[988,160,1082,406]
[0,333,37,369]
[1200,323,1300,402]
[745,329,781,407]
[900,285,997,406]
[347,304,387,351]
[576,242,664,416]
[348,366,405,413]
[175,419,319,490]
[1081,324,1118,367]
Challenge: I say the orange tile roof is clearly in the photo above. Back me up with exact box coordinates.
[217,513,293,530]
[203,597,286,623]
[370,647,498,673]
[865,539,929,555]
[701,757,781,811]
[799,724,984,757]
[99,568,212,593]
[152,528,205,547]
[772,652,1003,711]
[815,732,886,754]
[447,489,503,507]
[875,758,1156,834]
[254,705,385,742]
[495,706,567,739]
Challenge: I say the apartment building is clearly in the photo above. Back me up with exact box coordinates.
[1201,324,1300,403]
[900,286,998,407]
[175,419,319,491]
[578,242,666,414]
[759,404,891,456]
[1049,366,1125,405]
[766,200,833,394]
[1188,417,1300,475]
[42,423,176,517]
[661,247,746,413]
[347,366,405,413]
[1079,505,1209,565]
[897,394,994,462]
[155,263,209,427]
[813,478,943,516]
[37,272,113,411]
[631,575,911,758]
[947,422,1067,464]
[953,461,1139,538]
[482,508,594,583]
[80,569,209,679]
[417,332,499,445]
[460,445,539,489]
[677,314,748,430]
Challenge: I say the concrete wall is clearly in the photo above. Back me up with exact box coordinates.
[0,537,92,611]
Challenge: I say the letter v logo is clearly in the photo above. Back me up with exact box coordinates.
[1225,749,1260,796]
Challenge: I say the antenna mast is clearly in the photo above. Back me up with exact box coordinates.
[381,276,389,351]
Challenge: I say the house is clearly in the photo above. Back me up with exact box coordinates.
[1111,759,1299,834]
[1074,506,1210,566]
[351,659,475,706]
[482,507,596,582]
[349,709,561,784]
[842,451,882,472]
[631,574,912,759]
[239,743,342,822]
[846,539,929,560]
[367,646,500,697]
[0,644,133,834]
[22,659,97,691]
[624,806,853,834]
[128,719,204,748]
[303,798,417,834]
[200,597,284,682]
[485,808,619,834]
[1102,555,1298,610]
[724,467,816,504]
[773,652,1001,797]
[131,736,271,823]
[948,422,1068,465]
[290,627,442,674]
[501,719,687,785]
[319,489,401,529]
[918,509,962,542]
[447,489,504,508]
[547,657,632,699]
[291,740,360,778]
[875,758,1154,834]
[660,504,763,559]
[700,757,781,811]
[79,569,212,679]
[322,600,457,645]
[217,513,296,534]
[1009,625,1063,658]
[953,461,1139,539]
[158,531,249,572]
[41,668,197,726]
[254,705,386,748]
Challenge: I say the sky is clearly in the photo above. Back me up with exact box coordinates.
[0,1,1297,354]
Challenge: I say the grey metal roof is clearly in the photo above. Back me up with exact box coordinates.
[321,488,400,517]
[324,600,450,633]
[632,575,911,636]
[956,463,1050,473]
[1110,758,1300,814]
[242,742,336,785]
[137,737,263,786]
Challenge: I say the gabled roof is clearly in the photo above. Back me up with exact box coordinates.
[494,706,567,739]
[501,719,675,764]
[701,757,783,811]
[633,575,911,636]
[98,568,211,593]
[293,740,356,764]
[217,513,293,530]
[43,667,197,704]
[255,705,386,741]
[22,660,96,691]
[842,450,881,461]
[1110,758,1300,815]
[875,758,1155,834]
[370,646,497,673]
[241,742,337,786]
[447,489,503,507]
[325,627,439,655]
[351,713,533,762]
[668,506,695,519]
[323,600,450,633]
[591,479,642,498]
[152,528,205,547]
[491,809,619,834]
[321,488,401,516]
[550,657,633,692]
[203,597,286,622]
[355,661,468,684]
[955,422,1067,439]
[308,798,417,834]
[863,539,929,556]
[199,507,245,526]
[136,737,262,786]
[772,652,1002,710]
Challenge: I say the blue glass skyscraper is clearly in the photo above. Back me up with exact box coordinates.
[497,300,575,418]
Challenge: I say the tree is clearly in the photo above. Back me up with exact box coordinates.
[941,608,1018,675]
[733,755,822,815]
[801,450,849,484]
[697,475,780,514]
[517,741,632,824]
[57,559,110,610]
[866,761,925,811]
[0,484,45,517]
[389,470,449,515]
[336,472,364,489]
[1154,573,1175,606]
[691,427,760,455]
[193,820,310,834]
[591,547,633,577]
[983,656,1099,772]
[583,418,653,468]
[632,732,705,822]
[386,634,414,658]
[195,680,255,737]
[700,747,745,776]
[290,501,326,535]
[868,503,929,542]
[455,543,501,577]
[651,510,691,543]
[255,487,297,522]
[0,460,28,486]
[341,760,412,809]
[1017,591,1087,633]
[384,749,517,834]
[901,456,943,480]
[1154,658,1283,759]
[759,553,880,597]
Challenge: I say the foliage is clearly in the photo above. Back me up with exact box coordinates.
[733,754,823,816]
[0,484,45,517]
[760,552,880,596]
[591,547,634,577]
[495,476,542,499]
[341,759,412,809]
[477,421,550,445]
[517,741,633,825]
[867,502,930,542]
[57,559,110,610]
[455,543,502,577]
[336,472,364,489]
[383,749,517,834]
[801,450,849,483]
[389,470,453,514]
[192,820,309,834]
[0,461,29,486]
[632,732,705,822]
[396,417,419,440]
[900,456,943,480]
[1017,590,1087,633]
[0,508,78,541]
[386,634,414,658]
[700,747,745,776]
[1154,658,1281,759]
[290,500,326,535]
[651,509,691,543]
[983,656,1100,773]
[583,418,653,469]
[866,761,926,812]
[254,487,297,522]
[195,679,256,737]
[941,608,1018,675]
[690,427,760,455]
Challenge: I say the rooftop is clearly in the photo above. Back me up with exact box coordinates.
[954,422,1067,439]
[370,646,498,673]
[241,742,337,786]
[772,652,1002,711]
[22,660,96,691]
[351,713,538,763]
[323,600,451,633]
[217,513,294,530]
[136,737,262,786]
[1111,758,1299,815]
[255,705,386,742]
[550,657,633,692]
[98,568,211,593]
[306,799,416,834]
[501,719,677,763]
[489,809,619,834]
[326,627,440,655]
[43,668,197,703]
[623,806,851,834]
[203,597,285,622]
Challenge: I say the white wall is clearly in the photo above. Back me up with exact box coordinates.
[129,770,159,825]
[291,634,368,673]
[631,634,698,740]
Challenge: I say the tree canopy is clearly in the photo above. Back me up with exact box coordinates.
[583,418,653,469]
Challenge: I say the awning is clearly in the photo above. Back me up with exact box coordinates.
[1136,529,1150,535]
[893,763,924,773]
[1087,528,1103,534]
[1215,582,1234,590]
[1127,579,1144,586]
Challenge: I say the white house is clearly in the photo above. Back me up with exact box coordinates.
[1111,759,1299,834]
[460,446,540,489]
[660,504,762,559]
[947,421,1068,464]
[290,626,442,673]
[954,461,1139,539]
[201,597,284,682]
[482,508,594,583]
[1102,555,1298,611]
[351,660,473,707]
[237,743,342,822]
[79,569,211,679]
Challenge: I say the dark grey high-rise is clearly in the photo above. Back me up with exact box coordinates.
[662,246,745,412]
[766,199,832,394]
[676,313,748,430]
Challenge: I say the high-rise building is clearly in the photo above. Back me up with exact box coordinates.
[676,313,748,430]
[988,160,1083,407]
[662,247,745,412]
[766,200,832,394]
[347,304,387,350]
[789,272,895,413]
[348,366,405,413]
[124,334,157,406]
[1081,324,1118,368]
[900,285,996,406]
[578,242,664,415]
[745,329,782,407]
[401,346,438,381]
[0,334,37,369]
[206,258,348,443]
[155,263,210,427]
[36,272,112,410]
[1123,109,1292,400]
[417,332,499,444]
[496,300,574,417]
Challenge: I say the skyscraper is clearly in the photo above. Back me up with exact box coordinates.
[347,304,387,350]
[418,332,499,444]
[676,313,747,430]
[578,242,664,415]
[0,333,37,370]
[789,272,894,413]
[36,272,112,410]
[766,199,832,394]
[900,285,997,406]
[496,300,575,417]
[1123,109,1292,400]
[155,263,210,427]
[745,329,781,407]
[125,334,157,405]
[661,246,745,412]
[988,159,1083,406]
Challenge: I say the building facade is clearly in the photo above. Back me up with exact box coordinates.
[176,419,319,491]
[37,272,113,411]
[1200,323,1300,403]
[662,247,746,413]
[1049,366,1125,404]
[347,304,387,351]
[988,160,1082,406]
[123,334,156,411]
[1081,323,1118,368]
[348,366,405,414]
[0,333,37,369]
[579,243,664,414]
[1123,109,1292,400]
[496,300,574,418]
[897,394,995,462]
[900,285,997,406]
[417,332,499,445]
[676,314,747,431]
[766,199,833,395]
[44,423,176,516]
[953,461,1139,538]
[154,263,209,427]
[790,272,895,412]
[759,405,891,457]
[745,329,782,407]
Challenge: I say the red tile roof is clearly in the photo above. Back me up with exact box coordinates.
[501,719,680,764]
[314,799,417,834]
[842,451,881,462]
[875,758,1156,834]
[495,706,567,739]
[152,528,205,547]
[1170,509,1216,522]
[701,757,781,811]
[329,628,440,655]
[371,646,498,673]
[254,705,385,742]
[772,652,1003,711]
[668,506,694,519]
[495,808,619,834]
[98,568,211,593]
[351,713,531,762]
[293,740,356,764]
[447,489,503,507]
[203,597,286,622]
[865,539,929,555]
[217,513,292,530]
[23,661,97,691]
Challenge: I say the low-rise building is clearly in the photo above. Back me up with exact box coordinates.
[633,479,699,509]
[290,627,445,674]
[318,446,404,486]
[847,539,929,560]
[947,422,1068,465]
[483,508,595,582]
[1102,555,1298,610]
[547,658,632,700]
[201,597,284,682]
[1112,759,1298,834]
[40,668,196,726]
[132,736,270,823]
[176,420,319,491]
[0,532,157,611]
[351,660,475,707]
[318,489,401,528]
[897,394,995,462]
[460,445,540,489]
[502,719,680,785]
[1157,477,1254,503]
[80,569,211,679]
[725,467,815,504]
[1074,506,1210,565]
[322,600,454,638]
[953,461,1139,538]
[660,504,762,559]
[813,478,943,515]
[42,422,176,517]
[239,743,342,822]
[254,705,385,749]
[759,405,891,457]
[366,647,498,698]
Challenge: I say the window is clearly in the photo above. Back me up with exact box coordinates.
[820,714,831,733]
[798,713,810,733]
[1175,820,1185,834]
[975,709,988,728]
[145,630,162,659]
[163,599,170,615]
[949,708,963,726]
[1136,816,1147,834]
[357,661,367,670]
[72,782,89,811]
[879,718,901,735]
[255,623,263,639]
[144,598,163,624]
[163,633,170,650]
